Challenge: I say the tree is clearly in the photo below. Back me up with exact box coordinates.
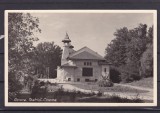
[105,27,129,66]
[140,26,153,77]
[34,42,62,78]
[126,24,148,63]
[105,24,153,82]
[8,13,41,92]
[140,44,153,77]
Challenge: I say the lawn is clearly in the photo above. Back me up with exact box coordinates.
[125,77,153,88]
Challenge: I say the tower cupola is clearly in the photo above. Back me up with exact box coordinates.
[61,33,74,65]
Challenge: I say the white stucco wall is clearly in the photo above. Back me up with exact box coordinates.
[57,60,110,83]
[101,65,110,79]
[57,66,75,82]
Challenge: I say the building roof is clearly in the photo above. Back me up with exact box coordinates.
[68,46,105,60]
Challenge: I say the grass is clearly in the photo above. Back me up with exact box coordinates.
[77,94,144,103]
[72,83,148,93]
[125,77,153,88]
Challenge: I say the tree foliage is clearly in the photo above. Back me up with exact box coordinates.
[140,43,153,77]
[8,13,63,94]
[8,13,41,92]
[33,42,62,78]
[105,24,153,82]
[105,27,129,66]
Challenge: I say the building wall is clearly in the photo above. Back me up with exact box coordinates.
[57,60,110,83]
[73,60,102,82]
[57,66,75,82]
[101,65,110,79]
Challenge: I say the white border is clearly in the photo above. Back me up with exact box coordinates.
[5,10,157,107]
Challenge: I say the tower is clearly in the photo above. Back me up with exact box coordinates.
[61,33,74,65]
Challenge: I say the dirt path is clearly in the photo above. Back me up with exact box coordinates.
[115,83,153,92]
[106,83,153,101]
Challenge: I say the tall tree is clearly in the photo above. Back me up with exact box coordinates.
[140,26,153,77]
[105,24,153,82]
[8,13,41,92]
[34,42,62,78]
[105,27,129,66]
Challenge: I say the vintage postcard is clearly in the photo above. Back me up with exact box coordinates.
[5,10,157,106]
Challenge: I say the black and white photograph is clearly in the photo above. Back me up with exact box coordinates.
[5,10,157,106]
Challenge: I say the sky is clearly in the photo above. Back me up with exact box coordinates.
[31,12,153,56]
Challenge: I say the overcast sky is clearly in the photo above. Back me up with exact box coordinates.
[31,12,153,56]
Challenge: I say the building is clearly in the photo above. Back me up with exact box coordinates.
[57,33,110,82]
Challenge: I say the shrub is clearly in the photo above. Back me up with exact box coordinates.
[120,72,141,83]
[120,72,133,83]
[8,92,18,102]
[110,67,121,83]
[130,74,141,81]
[97,91,103,96]
[109,94,143,103]
[51,82,57,86]
[30,80,47,98]
[98,79,114,87]
[8,71,23,93]
[53,87,96,102]
[53,87,76,102]
[30,80,40,98]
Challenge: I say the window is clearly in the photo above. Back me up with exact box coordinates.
[89,62,92,66]
[104,68,106,72]
[87,62,89,65]
[95,79,98,82]
[84,62,92,66]
[82,68,93,76]
[85,79,90,82]
[77,78,80,82]
[68,78,71,81]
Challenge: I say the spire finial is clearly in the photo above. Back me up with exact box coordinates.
[62,32,71,43]
[65,32,69,39]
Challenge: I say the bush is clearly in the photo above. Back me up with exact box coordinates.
[8,92,18,102]
[110,67,121,83]
[98,79,114,87]
[130,74,141,81]
[31,80,47,98]
[8,71,23,93]
[97,91,103,96]
[120,72,141,83]
[52,87,96,102]
[120,72,133,83]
